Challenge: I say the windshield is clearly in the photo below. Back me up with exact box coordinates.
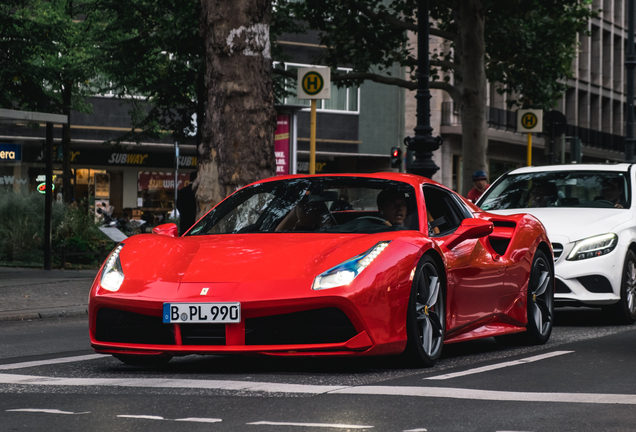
[479,170,631,210]
[187,177,420,235]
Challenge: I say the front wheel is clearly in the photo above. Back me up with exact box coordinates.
[496,249,554,346]
[403,255,445,367]
[608,250,636,324]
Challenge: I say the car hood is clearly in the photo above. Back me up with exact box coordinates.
[485,208,633,243]
[117,233,397,284]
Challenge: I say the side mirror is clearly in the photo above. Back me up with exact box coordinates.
[444,218,493,249]
[152,223,178,237]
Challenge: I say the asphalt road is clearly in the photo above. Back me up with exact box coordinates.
[1,310,635,431]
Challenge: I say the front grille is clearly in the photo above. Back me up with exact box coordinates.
[555,279,571,293]
[578,275,613,293]
[552,243,563,262]
[245,307,357,345]
[180,324,226,345]
[95,307,175,345]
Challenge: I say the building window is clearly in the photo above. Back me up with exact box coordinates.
[278,62,360,114]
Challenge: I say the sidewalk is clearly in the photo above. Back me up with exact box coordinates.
[0,267,98,322]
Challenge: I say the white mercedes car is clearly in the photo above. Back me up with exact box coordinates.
[477,163,636,324]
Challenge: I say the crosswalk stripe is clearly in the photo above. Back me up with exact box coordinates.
[1,372,636,404]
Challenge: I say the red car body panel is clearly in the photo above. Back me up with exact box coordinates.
[89,173,551,358]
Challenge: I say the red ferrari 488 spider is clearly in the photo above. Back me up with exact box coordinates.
[89,173,554,367]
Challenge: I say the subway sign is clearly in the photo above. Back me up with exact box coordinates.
[0,143,22,161]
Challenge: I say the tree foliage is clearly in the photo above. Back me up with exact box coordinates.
[286,0,595,109]
[0,0,100,113]
[94,0,206,145]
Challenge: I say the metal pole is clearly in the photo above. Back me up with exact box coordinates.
[310,100,317,174]
[174,141,179,218]
[626,0,635,162]
[44,123,53,270]
[404,0,442,178]
[527,133,532,166]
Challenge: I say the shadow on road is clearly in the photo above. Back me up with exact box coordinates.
[553,306,614,327]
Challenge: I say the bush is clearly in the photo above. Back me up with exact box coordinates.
[0,191,64,262]
[0,191,114,266]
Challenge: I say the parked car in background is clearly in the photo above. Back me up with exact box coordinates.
[478,164,636,324]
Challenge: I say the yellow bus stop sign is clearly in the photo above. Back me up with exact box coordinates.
[517,109,543,133]
[297,67,330,100]
[302,72,324,96]
[521,112,538,129]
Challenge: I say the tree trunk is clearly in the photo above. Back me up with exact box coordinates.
[62,82,73,204]
[198,0,276,216]
[456,0,488,196]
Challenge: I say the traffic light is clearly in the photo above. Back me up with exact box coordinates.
[390,147,402,169]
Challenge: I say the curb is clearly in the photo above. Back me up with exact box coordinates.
[0,306,88,322]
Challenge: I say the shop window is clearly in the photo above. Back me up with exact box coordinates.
[137,171,192,226]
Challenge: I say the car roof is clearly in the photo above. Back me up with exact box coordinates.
[255,172,440,188]
[506,163,632,175]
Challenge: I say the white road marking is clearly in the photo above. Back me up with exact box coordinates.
[117,414,223,423]
[0,354,104,370]
[333,385,636,404]
[175,417,222,423]
[118,415,165,420]
[247,421,373,429]
[1,372,636,404]
[425,351,574,380]
[7,408,90,415]
[403,429,428,431]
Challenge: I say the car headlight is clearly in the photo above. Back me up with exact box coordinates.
[100,244,125,291]
[566,233,617,261]
[312,241,391,290]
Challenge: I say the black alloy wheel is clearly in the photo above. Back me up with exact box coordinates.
[608,250,636,324]
[404,255,445,367]
[496,249,554,345]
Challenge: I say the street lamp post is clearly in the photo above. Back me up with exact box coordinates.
[626,0,635,163]
[404,0,443,178]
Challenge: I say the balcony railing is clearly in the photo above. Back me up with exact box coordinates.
[441,102,625,153]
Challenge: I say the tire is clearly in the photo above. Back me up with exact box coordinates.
[113,354,172,366]
[496,249,554,345]
[403,255,445,367]
[608,250,636,324]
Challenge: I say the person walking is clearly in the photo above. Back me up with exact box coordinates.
[177,171,198,235]
[466,170,490,203]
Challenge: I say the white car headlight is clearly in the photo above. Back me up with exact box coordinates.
[312,241,391,290]
[566,233,617,261]
[100,244,125,291]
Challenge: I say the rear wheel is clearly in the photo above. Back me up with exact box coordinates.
[113,354,172,366]
[404,255,445,367]
[608,250,636,324]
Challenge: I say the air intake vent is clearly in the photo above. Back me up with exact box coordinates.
[245,308,357,345]
[96,308,175,345]
[552,243,563,262]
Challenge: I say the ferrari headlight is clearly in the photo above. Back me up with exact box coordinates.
[566,233,617,261]
[100,244,125,291]
[312,241,391,290]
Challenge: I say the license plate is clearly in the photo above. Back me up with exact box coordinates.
[163,302,241,323]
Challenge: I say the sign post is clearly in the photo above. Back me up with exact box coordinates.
[297,67,330,174]
[517,109,543,166]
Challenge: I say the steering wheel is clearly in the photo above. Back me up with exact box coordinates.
[592,199,617,208]
[356,216,388,224]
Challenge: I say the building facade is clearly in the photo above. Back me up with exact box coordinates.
[414,1,632,195]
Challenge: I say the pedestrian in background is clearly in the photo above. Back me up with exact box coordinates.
[466,170,490,203]
[177,171,198,235]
